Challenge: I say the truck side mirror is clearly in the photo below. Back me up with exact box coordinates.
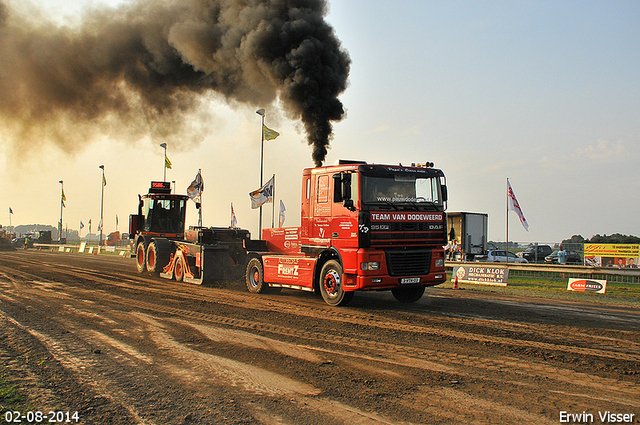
[129,214,143,237]
[333,173,342,202]
[333,172,352,201]
[333,172,355,211]
[342,173,352,201]
[441,185,448,203]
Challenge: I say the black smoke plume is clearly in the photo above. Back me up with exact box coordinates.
[0,0,350,166]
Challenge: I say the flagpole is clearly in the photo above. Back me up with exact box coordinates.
[59,180,64,243]
[199,169,203,227]
[160,143,167,182]
[271,174,276,228]
[99,165,105,246]
[256,108,266,237]
[506,178,509,264]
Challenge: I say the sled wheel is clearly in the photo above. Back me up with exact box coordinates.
[246,258,268,294]
[135,242,146,273]
[391,286,425,303]
[174,255,185,282]
[319,260,353,307]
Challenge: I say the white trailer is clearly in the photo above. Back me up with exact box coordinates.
[446,212,488,261]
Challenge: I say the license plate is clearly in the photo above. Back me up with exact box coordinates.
[400,277,421,284]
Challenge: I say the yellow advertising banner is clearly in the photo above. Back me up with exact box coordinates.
[584,244,640,268]
[584,244,640,257]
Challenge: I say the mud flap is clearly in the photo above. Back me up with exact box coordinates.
[159,253,175,280]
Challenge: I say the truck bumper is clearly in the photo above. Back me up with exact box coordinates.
[354,273,447,291]
[352,248,447,291]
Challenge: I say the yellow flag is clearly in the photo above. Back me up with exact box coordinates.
[263,125,280,141]
[165,155,172,169]
[102,174,107,186]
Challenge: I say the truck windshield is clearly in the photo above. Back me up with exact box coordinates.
[143,197,186,233]
[362,175,443,206]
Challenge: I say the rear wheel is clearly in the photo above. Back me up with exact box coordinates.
[319,260,354,306]
[391,286,425,303]
[146,240,170,275]
[246,258,268,293]
[135,242,146,273]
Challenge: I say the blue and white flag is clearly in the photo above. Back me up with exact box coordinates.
[250,175,274,209]
[187,170,204,203]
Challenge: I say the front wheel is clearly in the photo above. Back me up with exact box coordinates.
[246,258,268,294]
[135,242,146,273]
[319,260,354,307]
[391,286,425,303]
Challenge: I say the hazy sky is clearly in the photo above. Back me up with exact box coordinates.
[1,0,639,244]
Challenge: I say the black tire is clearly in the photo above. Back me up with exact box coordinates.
[246,258,268,294]
[391,286,425,303]
[146,240,170,275]
[135,241,146,273]
[319,260,354,306]
[174,255,185,282]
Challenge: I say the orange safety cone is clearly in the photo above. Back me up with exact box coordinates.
[453,275,459,290]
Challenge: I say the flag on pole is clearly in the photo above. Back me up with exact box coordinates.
[507,180,529,231]
[80,221,84,229]
[97,219,103,231]
[231,203,238,228]
[279,200,286,227]
[249,175,274,209]
[187,170,204,203]
[62,189,66,208]
[116,214,119,227]
[9,208,13,214]
[165,155,172,169]
[263,125,280,141]
[103,174,107,186]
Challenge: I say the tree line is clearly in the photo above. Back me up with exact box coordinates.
[562,234,640,245]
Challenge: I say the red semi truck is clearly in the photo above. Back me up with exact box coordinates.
[130,160,449,306]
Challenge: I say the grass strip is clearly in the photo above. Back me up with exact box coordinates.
[444,272,640,306]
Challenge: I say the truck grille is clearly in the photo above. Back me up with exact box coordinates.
[385,249,431,276]
[369,221,444,246]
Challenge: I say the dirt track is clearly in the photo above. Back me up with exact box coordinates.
[0,250,638,424]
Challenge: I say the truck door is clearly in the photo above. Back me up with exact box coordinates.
[330,172,359,273]
[310,174,331,244]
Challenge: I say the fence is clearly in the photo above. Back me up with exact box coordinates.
[31,242,131,257]
[447,261,640,284]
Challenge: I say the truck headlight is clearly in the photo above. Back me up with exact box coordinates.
[435,259,445,268]
[360,262,380,271]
